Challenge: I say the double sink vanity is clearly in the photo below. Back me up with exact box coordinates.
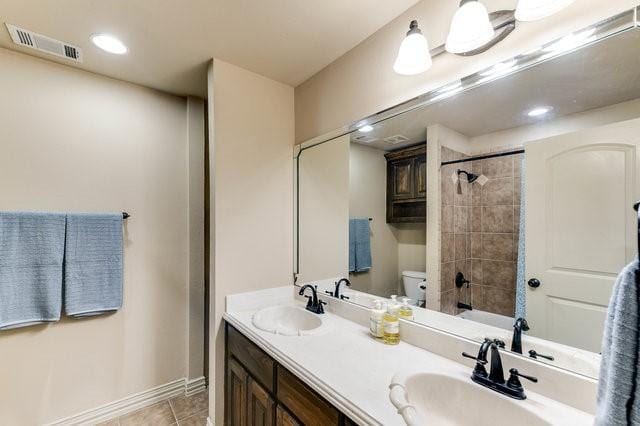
[224,286,593,425]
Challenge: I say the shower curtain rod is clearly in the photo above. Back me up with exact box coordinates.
[441,149,524,166]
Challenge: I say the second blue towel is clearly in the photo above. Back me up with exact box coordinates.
[64,213,123,317]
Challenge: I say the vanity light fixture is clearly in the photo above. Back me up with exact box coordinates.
[445,0,495,54]
[527,106,552,117]
[515,0,576,22]
[358,125,374,133]
[393,20,432,75]
[91,33,128,54]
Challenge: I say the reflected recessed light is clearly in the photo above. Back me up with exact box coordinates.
[527,106,552,117]
[358,125,374,133]
[91,34,128,54]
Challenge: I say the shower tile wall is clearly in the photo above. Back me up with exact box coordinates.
[440,147,523,317]
[470,153,523,317]
[440,146,470,315]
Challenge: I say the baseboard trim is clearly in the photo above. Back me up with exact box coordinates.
[186,376,207,396]
[46,378,187,425]
[207,416,214,426]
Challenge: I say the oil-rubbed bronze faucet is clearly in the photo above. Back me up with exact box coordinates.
[324,278,351,300]
[298,284,326,314]
[462,338,538,400]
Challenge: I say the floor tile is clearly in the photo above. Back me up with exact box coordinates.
[96,419,119,426]
[170,391,208,421]
[119,401,176,426]
[178,409,209,426]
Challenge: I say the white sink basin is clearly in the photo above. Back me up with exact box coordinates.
[252,305,328,336]
[389,370,592,425]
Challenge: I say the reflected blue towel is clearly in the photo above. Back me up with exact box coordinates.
[64,213,123,317]
[349,218,371,273]
[0,212,66,330]
[596,258,640,425]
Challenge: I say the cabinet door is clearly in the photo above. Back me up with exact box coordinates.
[248,377,275,426]
[389,159,414,200]
[415,155,427,197]
[276,405,301,426]
[227,357,248,426]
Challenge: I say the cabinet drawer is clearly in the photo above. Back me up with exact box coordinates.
[228,325,275,392]
[277,367,340,426]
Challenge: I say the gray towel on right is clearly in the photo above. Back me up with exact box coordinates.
[64,213,123,317]
[0,211,66,330]
[596,258,640,425]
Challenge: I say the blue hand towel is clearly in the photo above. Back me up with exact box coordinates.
[596,258,640,425]
[0,212,66,330]
[64,213,123,317]
[349,218,372,273]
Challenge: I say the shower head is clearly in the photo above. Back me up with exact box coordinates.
[457,169,479,183]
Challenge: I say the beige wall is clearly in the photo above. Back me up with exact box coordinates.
[187,97,206,380]
[295,0,638,144]
[348,143,398,296]
[0,48,190,424]
[208,59,294,426]
[298,136,350,283]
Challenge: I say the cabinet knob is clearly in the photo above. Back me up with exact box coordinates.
[528,278,541,289]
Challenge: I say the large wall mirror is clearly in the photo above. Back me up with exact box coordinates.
[294,8,640,379]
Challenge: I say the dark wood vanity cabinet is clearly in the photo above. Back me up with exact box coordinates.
[225,322,356,426]
[385,143,426,223]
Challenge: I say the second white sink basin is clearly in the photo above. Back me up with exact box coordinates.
[389,370,592,425]
[252,305,328,336]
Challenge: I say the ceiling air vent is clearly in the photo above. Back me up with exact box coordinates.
[5,23,83,62]
[384,135,410,145]
[353,135,378,144]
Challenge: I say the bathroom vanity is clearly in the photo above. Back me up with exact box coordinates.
[224,286,594,426]
[226,324,357,426]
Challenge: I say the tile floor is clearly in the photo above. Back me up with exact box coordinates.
[97,391,208,426]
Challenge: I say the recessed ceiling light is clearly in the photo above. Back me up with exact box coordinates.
[527,106,552,117]
[91,34,128,54]
[358,125,374,133]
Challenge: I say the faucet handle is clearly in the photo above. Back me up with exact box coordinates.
[303,295,313,308]
[340,294,350,300]
[462,352,487,365]
[324,290,334,297]
[507,368,538,390]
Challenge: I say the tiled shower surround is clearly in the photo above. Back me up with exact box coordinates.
[440,146,523,317]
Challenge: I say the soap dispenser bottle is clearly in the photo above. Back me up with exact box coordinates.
[369,300,385,339]
[383,300,400,345]
[399,297,414,321]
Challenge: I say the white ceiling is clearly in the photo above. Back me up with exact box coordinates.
[0,0,420,97]
[353,29,640,151]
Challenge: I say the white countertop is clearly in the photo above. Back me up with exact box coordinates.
[224,287,593,426]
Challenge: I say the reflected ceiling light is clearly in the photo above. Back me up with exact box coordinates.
[542,28,596,54]
[479,60,518,77]
[527,106,552,117]
[91,33,128,54]
[393,20,433,75]
[515,0,576,22]
[445,1,495,54]
[358,125,374,133]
